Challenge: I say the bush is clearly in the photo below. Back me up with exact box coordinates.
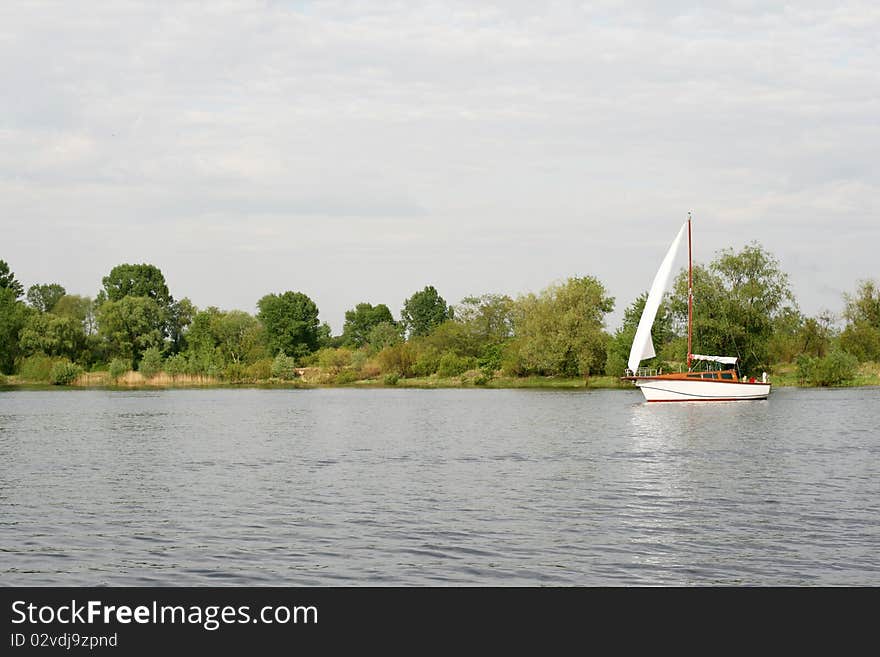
[795,354,815,385]
[351,349,369,372]
[477,343,506,374]
[383,373,399,386]
[138,347,163,379]
[474,372,490,386]
[0,373,6,385]
[164,353,188,377]
[225,362,248,382]
[50,360,83,385]
[334,369,360,384]
[376,343,415,377]
[814,350,858,386]
[271,352,298,380]
[185,350,223,377]
[18,355,58,382]
[797,350,858,386]
[411,347,441,377]
[359,359,381,379]
[108,358,129,382]
[317,347,353,371]
[437,352,476,377]
[246,358,273,381]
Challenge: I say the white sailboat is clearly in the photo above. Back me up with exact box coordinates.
[622,214,771,402]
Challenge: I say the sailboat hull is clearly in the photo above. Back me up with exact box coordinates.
[634,377,770,402]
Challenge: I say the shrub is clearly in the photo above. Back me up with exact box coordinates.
[50,360,83,385]
[108,358,129,382]
[317,347,353,371]
[474,372,490,386]
[271,352,298,380]
[437,352,476,377]
[477,343,505,374]
[359,359,381,379]
[411,347,441,377]
[334,369,360,384]
[18,355,58,382]
[138,347,163,379]
[814,350,858,386]
[186,350,223,377]
[351,348,369,372]
[795,354,815,385]
[797,351,858,386]
[225,362,248,382]
[376,343,415,377]
[383,373,399,386]
[246,358,273,381]
[164,353,188,377]
[0,373,6,385]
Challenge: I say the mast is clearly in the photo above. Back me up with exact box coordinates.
[687,212,693,370]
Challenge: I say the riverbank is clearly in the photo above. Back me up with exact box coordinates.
[3,361,879,389]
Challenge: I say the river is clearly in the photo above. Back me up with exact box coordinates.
[1,387,878,585]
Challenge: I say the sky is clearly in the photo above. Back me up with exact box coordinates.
[2,1,878,333]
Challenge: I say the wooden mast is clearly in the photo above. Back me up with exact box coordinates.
[687,212,693,370]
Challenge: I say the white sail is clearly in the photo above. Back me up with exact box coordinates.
[627,222,687,373]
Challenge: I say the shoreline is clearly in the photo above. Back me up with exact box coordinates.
[2,373,879,391]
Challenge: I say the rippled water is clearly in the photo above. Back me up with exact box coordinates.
[1,387,878,585]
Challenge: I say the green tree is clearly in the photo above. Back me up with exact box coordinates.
[799,311,836,359]
[670,243,796,373]
[18,313,85,360]
[605,292,675,377]
[26,283,67,313]
[53,295,97,335]
[367,321,403,352]
[183,307,225,374]
[0,288,32,373]
[840,279,880,361]
[454,294,514,345]
[401,286,452,338]
[257,291,320,359]
[97,296,165,368]
[342,303,395,347]
[317,322,337,349]
[100,263,173,306]
[167,297,196,354]
[511,276,614,377]
[843,279,880,326]
[138,346,163,378]
[215,310,266,364]
[0,260,24,299]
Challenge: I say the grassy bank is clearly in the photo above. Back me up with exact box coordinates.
[4,363,879,390]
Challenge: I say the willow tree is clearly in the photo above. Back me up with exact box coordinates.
[840,279,880,361]
[670,242,796,373]
[510,276,614,377]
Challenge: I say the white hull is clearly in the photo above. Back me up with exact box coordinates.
[635,378,770,402]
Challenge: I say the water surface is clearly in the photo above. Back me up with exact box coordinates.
[1,387,878,585]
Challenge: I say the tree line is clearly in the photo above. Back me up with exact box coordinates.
[0,244,877,386]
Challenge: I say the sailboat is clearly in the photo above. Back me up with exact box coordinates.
[622,213,771,402]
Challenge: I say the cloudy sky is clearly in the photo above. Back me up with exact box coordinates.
[2,1,877,331]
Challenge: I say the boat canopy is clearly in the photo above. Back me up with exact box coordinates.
[691,354,738,365]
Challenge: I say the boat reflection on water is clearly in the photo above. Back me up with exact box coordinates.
[620,397,779,582]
